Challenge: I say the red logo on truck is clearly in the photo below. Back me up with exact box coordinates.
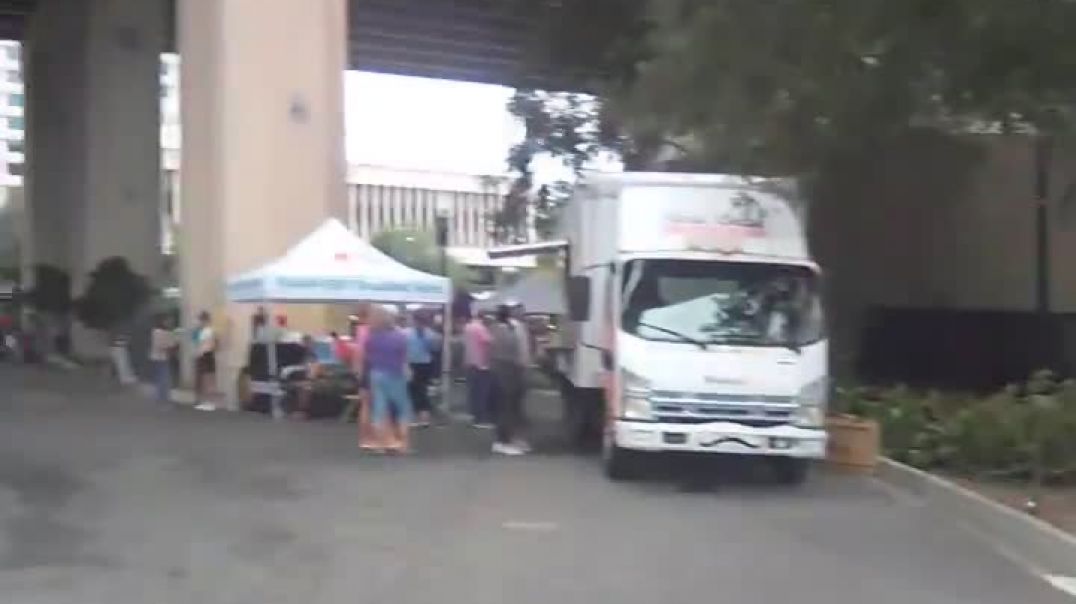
[664,192,768,251]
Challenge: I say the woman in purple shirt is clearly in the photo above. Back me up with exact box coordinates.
[364,306,414,453]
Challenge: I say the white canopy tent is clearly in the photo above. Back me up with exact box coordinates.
[225,219,452,417]
[227,219,450,305]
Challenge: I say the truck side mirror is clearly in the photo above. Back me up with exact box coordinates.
[600,349,614,371]
[567,276,591,321]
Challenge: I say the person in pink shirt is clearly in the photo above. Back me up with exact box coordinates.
[463,311,494,428]
[350,305,378,449]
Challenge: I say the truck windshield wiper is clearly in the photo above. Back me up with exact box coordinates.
[636,322,708,350]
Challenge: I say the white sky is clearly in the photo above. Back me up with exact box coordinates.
[344,71,620,180]
[345,71,520,175]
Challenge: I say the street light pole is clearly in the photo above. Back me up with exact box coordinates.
[434,197,452,416]
[1034,134,1052,318]
[437,221,448,277]
[1030,133,1054,517]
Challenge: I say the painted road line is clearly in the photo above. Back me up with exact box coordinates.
[501,520,560,532]
[1045,575,1076,598]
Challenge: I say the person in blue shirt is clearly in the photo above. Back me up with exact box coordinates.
[404,310,442,427]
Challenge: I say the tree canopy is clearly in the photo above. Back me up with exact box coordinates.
[74,257,151,336]
[370,229,469,287]
[508,0,1076,181]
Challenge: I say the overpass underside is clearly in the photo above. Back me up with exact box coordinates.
[12,0,537,396]
[0,0,533,84]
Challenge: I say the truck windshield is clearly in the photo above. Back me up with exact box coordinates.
[620,259,824,348]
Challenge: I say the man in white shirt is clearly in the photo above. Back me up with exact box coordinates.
[149,314,178,405]
[194,311,218,411]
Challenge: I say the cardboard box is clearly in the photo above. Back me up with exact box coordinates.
[826,414,880,472]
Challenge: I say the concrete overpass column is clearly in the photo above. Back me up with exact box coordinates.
[178,0,347,404]
[25,0,165,353]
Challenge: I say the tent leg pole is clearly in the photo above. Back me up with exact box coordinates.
[266,316,282,420]
[441,303,452,419]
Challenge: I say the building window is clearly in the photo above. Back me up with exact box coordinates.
[4,45,18,61]
[8,93,22,107]
[8,161,22,176]
[8,116,23,130]
[8,140,23,154]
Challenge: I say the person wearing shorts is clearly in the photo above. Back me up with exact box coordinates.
[194,311,218,411]
[363,306,413,453]
[349,307,378,449]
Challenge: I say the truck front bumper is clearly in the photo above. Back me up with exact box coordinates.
[614,420,826,459]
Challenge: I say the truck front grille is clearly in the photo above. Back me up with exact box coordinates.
[650,391,796,425]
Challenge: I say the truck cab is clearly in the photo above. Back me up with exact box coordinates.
[598,252,826,481]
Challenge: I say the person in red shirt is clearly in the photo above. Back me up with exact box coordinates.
[331,331,353,366]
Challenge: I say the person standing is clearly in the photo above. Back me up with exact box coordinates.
[510,302,533,368]
[149,314,179,405]
[251,306,269,342]
[193,311,218,412]
[490,304,527,456]
[330,331,354,366]
[463,312,494,428]
[365,306,413,453]
[290,335,322,420]
[350,305,378,449]
[510,302,533,429]
[404,311,440,427]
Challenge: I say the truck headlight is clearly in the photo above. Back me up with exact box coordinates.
[621,369,654,421]
[793,378,828,428]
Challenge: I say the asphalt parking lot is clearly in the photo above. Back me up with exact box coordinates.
[0,365,1072,604]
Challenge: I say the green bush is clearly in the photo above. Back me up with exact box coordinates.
[844,370,1076,484]
[74,257,151,340]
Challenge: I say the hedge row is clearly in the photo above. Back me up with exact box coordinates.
[836,371,1076,484]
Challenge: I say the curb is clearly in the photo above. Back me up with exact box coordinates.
[876,458,1076,577]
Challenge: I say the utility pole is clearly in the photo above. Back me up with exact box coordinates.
[1029,133,1054,517]
[1034,134,1052,317]
[1033,135,1054,377]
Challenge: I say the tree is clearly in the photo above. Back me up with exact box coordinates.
[74,257,151,341]
[370,229,469,287]
[493,91,621,243]
[510,0,1076,180]
[0,204,17,271]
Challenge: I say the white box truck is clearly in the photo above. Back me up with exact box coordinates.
[492,172,828,482]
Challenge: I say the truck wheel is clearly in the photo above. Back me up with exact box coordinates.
[602,430,642,481]
[771,458,810,485]
[561,383,602,451]
[580,393,604,450]
[560,381,586,446]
